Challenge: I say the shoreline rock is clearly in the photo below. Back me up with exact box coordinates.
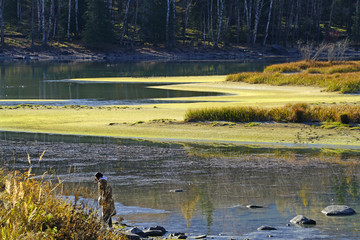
[321,205,356,216]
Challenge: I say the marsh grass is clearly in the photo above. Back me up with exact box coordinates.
[0,168,122,240]
[185,103,360,124]
[227,61,360,93]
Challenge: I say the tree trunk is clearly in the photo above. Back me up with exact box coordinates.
[166,0,170,48]
[75,0,78,36]
[276,0,284,44]
[17,0,22,27]
[210,0,214,43]
[37,0,41,33]
[67,0,71,40]
[214,0,223,48]
[42,0,46,45]
[120,0,131,45]
[47,0,55,42]
[131,0,138,48]
[244,0,252,44]
[31,0,35,48]
[328,0,335,30]
[236,0,241,44]
[109,0,114,24]
[252,0,264,46]
[283,0,294,47]
[203,13,206,48]
[263,0,273,46]
[172,0,176,47]
[183,0,193,44]
[0,0,4,46]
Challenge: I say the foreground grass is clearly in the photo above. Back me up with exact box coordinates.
[0,169,120,239]
[185,103,360,123]
[226,60,360,93]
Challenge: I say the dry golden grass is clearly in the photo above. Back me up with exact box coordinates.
[227,60,360,93]
[0,169,123,239]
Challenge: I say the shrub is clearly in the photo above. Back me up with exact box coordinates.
[0,169,122,240]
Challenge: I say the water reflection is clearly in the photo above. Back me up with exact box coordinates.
[1,133,360,238]
[0,61,267,105]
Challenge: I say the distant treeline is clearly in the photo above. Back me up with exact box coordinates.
[1,0,360,48]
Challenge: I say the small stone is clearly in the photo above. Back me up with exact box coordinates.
[290,215,316,225]
[169,233,187,239]
[321,205,356,216]
[194,235,207,239]
[257,226,277,231]
[246,204,263,209]
[170,189,184,193]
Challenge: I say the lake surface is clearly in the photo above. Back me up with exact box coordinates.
[1,132,360,239]
[1,61,360,239]
[0,61,267,105]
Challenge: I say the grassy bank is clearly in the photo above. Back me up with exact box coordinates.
[226,60,360,93]
[1,74,360,147]
[0,169,120,239]
[185,103,360,123]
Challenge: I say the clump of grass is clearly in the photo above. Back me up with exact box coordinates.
[0,169,122,239]
[185,103,360,123]
[228,60,360,93]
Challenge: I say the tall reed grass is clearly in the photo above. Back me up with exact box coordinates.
[0,169,122,240]
[227,61,360,93]
[185,103,360,123]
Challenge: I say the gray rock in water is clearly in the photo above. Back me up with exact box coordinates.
[126,227,147,237]
[246,204,263,209]
[148,225,166,234]
[321,205,356,216]
[144,229,165,237]
[257,226,277,231]
[290,215,316,225]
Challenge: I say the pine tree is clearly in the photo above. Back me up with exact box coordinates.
[83,0,114,47]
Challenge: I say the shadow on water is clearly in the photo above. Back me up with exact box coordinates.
[1,130,360,239]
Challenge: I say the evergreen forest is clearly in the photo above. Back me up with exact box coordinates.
[1,0,360,49]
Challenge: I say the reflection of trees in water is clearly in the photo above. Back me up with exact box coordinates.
[331,164,360,204]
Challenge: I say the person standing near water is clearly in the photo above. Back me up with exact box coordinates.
[95,172,116,228]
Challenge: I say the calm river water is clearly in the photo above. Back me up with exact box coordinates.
[0,61,360,239]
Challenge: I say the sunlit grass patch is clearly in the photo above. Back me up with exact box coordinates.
[185,103,360,124]
[227,60,360,93]
[0,169,122,239]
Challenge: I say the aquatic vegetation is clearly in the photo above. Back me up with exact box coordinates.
[0,169,122,239]
[185,103,360,123]
[227,61,360,93]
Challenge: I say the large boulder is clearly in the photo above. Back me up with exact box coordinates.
[321,205,356,216]
[290,215,316,225]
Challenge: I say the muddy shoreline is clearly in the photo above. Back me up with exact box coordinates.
[0,44,301,62]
